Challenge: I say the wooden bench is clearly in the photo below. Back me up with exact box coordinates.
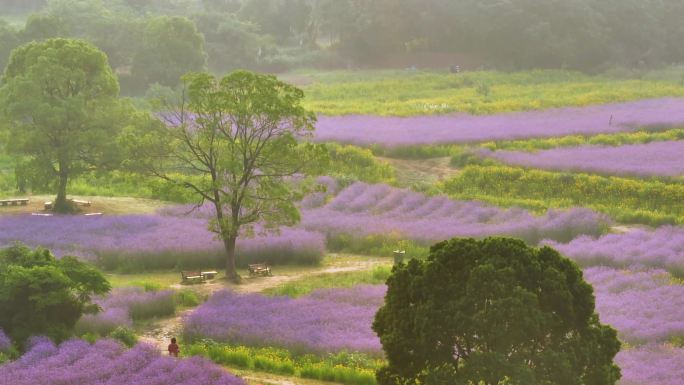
[248,263,272,277]
[181,271,205,284]
[0,198,29,207]
[180,270,219,284]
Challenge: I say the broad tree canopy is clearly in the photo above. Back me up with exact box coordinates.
[373,237,621,385]
[0,38,134,212]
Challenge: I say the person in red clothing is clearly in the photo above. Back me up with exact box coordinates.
[168,337,180,357]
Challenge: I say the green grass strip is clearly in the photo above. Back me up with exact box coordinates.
[441,165,684,226]
[185,342,382,385]
[302,70,684,116]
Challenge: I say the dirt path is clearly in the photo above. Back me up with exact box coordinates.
[379,156,458,187]
[137,258,387,354]
[610,225,647,233]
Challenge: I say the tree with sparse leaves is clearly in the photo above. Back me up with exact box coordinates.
[121,70,326,281]
[373,237,621,385]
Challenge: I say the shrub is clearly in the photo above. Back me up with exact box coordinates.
[175,289,204,308]
[186,341,382,385]
[109,327,138,348]
[75,308,131,336]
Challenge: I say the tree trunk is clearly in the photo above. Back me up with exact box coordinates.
[53,171,70,213]
[223,234,240,283]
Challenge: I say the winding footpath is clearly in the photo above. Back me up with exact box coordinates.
[138,258,388,385]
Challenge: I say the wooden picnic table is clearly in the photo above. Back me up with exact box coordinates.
[180,270,218,284]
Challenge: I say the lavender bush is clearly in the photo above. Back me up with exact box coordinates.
[0,215,325,270]
[616,344,684,385]
[545,226,684,276]
[183,286,385,356]
[98,287,176,321]
[76,287,175,336]
[0,181,607,270]
[481,140,684,177]
[584,267,684,344]
[314,98,684,147]
[302,182,611,245]
[0,338,245,385]
[75,308,132,336]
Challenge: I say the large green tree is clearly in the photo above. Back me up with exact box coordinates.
[122,70,325,281]
[0,243,110,349]
[0,38,131,212]
[192,13,263,73]
[131,16,207,90]
[373,237,621,385]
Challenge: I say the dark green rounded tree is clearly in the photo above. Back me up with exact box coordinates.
[373,237,621,385]
[0,243,110,349]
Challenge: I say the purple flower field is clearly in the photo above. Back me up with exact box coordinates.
[301,182,610,244]
[76,288,175,335]
[314,98,684,146]
[76,308,132,336]
[0,214,325,268]
[584,267,684,344]
[545,226,684,276]
[0,338,245,385]
[616,344,684,385]
[0,330,10,353]
[0,181,609,269]
[183,286,385,355]
[185,268,683,350]
[481,140,684,177]
[182,265,683,384]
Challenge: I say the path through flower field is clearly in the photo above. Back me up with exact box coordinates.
[137,256,390,356]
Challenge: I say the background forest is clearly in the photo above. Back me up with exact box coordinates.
[4,0,684,96]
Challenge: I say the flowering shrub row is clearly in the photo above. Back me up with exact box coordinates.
[0,338,245,385]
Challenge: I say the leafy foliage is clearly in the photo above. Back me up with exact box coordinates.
[325,143,395,184]
[373,237,621,385]
[0,38,135,212]
[131,16,207,90]
[0,243,110,349]
[122,70,325,279]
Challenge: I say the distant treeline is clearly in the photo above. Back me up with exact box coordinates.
[2,0,684,93]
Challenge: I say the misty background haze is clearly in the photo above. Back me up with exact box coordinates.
[3,0,684,96]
